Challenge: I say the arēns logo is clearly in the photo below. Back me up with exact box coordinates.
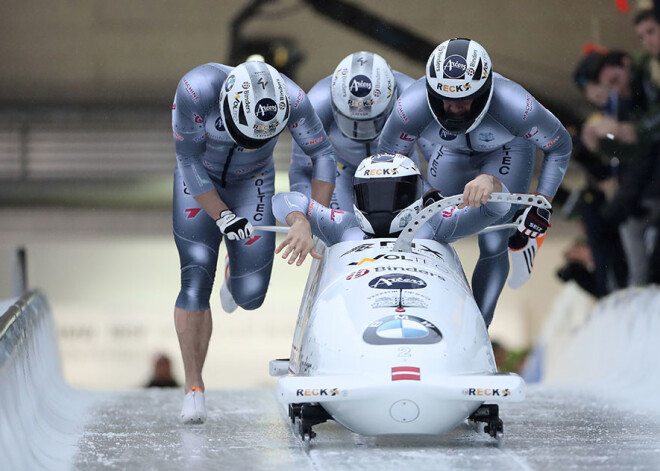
[368,274,427,290]
[349,75,372,97]
[443,55,467,79]
[255,98,278,121]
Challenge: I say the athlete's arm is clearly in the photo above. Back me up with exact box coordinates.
[458,174,503,208]
[378,79,433,155]
[173,65,233,218]
[431,183,512,243]
[275,211,322,266]
[492,78,572,200]
[272,191,352,246]
[285,77,336,206]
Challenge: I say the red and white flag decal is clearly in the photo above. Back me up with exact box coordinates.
[391,366,420,381]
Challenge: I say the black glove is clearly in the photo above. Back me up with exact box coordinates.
[423,190,444,208]
[515,206,552,238]
[216,210,254,240]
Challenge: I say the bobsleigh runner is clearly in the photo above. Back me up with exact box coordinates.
[267,193,551,441]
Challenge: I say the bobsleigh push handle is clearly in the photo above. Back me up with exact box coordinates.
[393,193,552,253]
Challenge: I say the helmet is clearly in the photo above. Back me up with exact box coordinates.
[219,62,291,148]
[353,153,424,237]
[331,52,397,141]
[425,38,494,134]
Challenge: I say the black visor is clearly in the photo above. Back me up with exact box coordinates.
[426,72,492,134]
[222,97,274,149]
[353,174,423,236]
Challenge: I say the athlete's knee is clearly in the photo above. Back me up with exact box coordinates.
[478,232,509,258]
[176,266,215,311]
[229,266,272,310]
[230,276,269,310]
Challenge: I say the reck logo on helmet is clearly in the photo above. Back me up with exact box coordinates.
[363,168,399,176]
[349,75,372,97]
[436,83,471,93]
[442,55,468,78]
[255,98,278,121]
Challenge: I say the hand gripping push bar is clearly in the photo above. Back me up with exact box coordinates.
[393,193,552,253]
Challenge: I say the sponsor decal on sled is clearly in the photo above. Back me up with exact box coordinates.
[296,388,340,397]
[368,274,427,289]
[363,315,442,345]
[391,366,420,381]
[462,388,511,397]
[346,269,369,280]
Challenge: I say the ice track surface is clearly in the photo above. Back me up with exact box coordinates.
[74,386,660,470]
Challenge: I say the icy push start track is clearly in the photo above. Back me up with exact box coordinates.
[74,386,660,470]
[3,289,660,470]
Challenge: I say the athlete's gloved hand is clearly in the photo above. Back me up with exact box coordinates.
[216,210,254,240]
[423,189,444,208]
[515,206,552,238]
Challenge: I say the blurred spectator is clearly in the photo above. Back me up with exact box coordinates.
[145,353,180,388]
[553,49,631,297]
[587,14,660,287]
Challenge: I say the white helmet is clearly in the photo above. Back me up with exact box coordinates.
[426,38,494,134]
[331,52,397,141]
[353,153,424,237]
[219,61,291,148]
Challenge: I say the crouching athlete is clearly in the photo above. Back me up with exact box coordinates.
[172,60,336,424]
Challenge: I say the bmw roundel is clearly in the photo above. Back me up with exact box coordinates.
[225,75,236,92]
[363,315,442,345]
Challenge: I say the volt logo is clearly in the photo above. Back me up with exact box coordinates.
[257,77,268,89]
[185,208,202,219]
[349,254,417,265]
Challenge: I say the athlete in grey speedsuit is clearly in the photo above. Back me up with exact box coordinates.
[272,154,511,266]
[289,51,436,210]
[172,61,335,423]
[378,38,572,326]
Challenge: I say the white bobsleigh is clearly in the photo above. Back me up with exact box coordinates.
[270,194,551,439]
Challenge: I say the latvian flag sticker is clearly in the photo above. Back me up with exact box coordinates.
[391,366,421,381]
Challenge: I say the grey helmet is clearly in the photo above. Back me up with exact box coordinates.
[219,61,291,148]
[331,52,397,141]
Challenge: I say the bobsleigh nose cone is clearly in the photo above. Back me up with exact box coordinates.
[390,399,420,423]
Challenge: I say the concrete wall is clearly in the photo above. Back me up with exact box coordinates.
[0,0,642,112]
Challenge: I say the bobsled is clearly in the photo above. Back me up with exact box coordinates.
[269,193,551,440]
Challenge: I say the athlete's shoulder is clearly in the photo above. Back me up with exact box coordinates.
[282,74,311,113]
[175,63,230,108]
[393,70,418,93]
[392,77,433,126]
[307,75,333,110]
[488,73,537,128]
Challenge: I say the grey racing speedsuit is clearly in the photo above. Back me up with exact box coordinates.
[172,63,336,311]
[378,73,572,325]
[272,186,510,246]
[289,71,435,210]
